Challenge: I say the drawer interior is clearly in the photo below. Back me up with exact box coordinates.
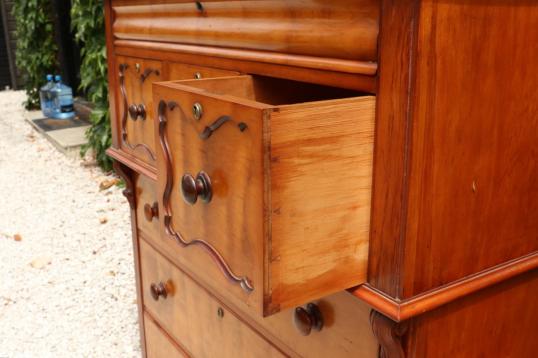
[163,75,366,107]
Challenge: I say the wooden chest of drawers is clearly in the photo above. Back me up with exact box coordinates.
[106,1,538,357]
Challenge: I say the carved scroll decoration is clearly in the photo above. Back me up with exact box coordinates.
[119,63,156,161]
[158,99,254,293]
[370,310,408,358]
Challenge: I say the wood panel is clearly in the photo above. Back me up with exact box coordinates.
[269,96,374,311]
[117,56,162,164]
[139,239,286,358]
[401,0,538,297]
[408,268,538,357]
[144,313,189,358]
[111,161,148,356]
[135,174,159,239]
[255,292,379,358]
[112,0,379,62]
[367,0,420,299]
[166,61,239,81]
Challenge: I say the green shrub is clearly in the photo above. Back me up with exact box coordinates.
[71,0,112,171]
[13,0,58,109]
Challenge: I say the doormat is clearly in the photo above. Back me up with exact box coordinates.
[32,117,89,132]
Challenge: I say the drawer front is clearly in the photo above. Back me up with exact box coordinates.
[257,293,378,358]
[135,174,159,239]
[144,312,188,358]
[117,56,163,165]
[113,1,379,62]
[153,75,373,315]
[139,239,286,358]
[154,76,265,311]
[166,62,240,81]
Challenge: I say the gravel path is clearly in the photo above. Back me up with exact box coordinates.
[0,91,141,357]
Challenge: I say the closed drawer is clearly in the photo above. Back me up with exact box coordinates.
[255,292,379,358]
[166,62,240,81]
[144,312,188,358]
[153,75,374,315]
[113,1,379,62]
[140,239,286,358]
[116,56,241,168]
[135,174,159,239]
[116,56,163,165]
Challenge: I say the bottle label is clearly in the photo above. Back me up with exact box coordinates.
[59,94,74,113]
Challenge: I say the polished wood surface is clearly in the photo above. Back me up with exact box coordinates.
[255,291,378,358]
[269,92,374,311]
[115,41,377,92]
[400,0,538,298]
[367,0,419,299]
[166,62,239,81]
[117,56,162,164]
[135,174,159,239]
[408,269,538,357]
[112,0,379,62]
[153,75,374,315]
[139,239,287,358]
[144,313,188,358]
[369,0,538,301]
[352,251,538,321]
[111,161,147,355]
[154,76,266,312]
[105,0,538,356]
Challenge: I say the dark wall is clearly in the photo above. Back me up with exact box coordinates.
[0,0,22,89]
[51,0,80,92]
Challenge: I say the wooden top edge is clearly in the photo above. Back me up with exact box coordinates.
[351,251,538,322]
[277,94,376,111]
[114,40,378,76]
[107,147,157,181]
[155,76,375,111]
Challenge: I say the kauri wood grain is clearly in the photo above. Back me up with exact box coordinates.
[135,174,159,240]
[367,0,420,299]
[112,160,147,357]
[143,312,189,358]
[408,268,538,357]
[139,239,287,358]
[117,55,162,164]
[401,0,538,297]
[165,61,239,81]
[114,41,377,92]
[112,1,379,62]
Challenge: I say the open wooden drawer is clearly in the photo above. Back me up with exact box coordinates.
[153,75,374,316]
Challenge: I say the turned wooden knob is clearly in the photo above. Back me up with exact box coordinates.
[293,303,323,336]
[128,103,146,120]
[181,171,212,205]
[143,202,158,221]
[150,282,168,301]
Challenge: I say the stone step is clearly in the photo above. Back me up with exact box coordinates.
[24,110,91,159]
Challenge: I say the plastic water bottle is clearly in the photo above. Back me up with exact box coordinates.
[51,75,75,119]
[39,74,54,117]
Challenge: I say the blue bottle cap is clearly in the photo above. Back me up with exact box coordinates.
[54,75,61,82]
[46,74,53,81]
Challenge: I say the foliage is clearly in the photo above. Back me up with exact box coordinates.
[12,0,58,109]
[71,0,112,171]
